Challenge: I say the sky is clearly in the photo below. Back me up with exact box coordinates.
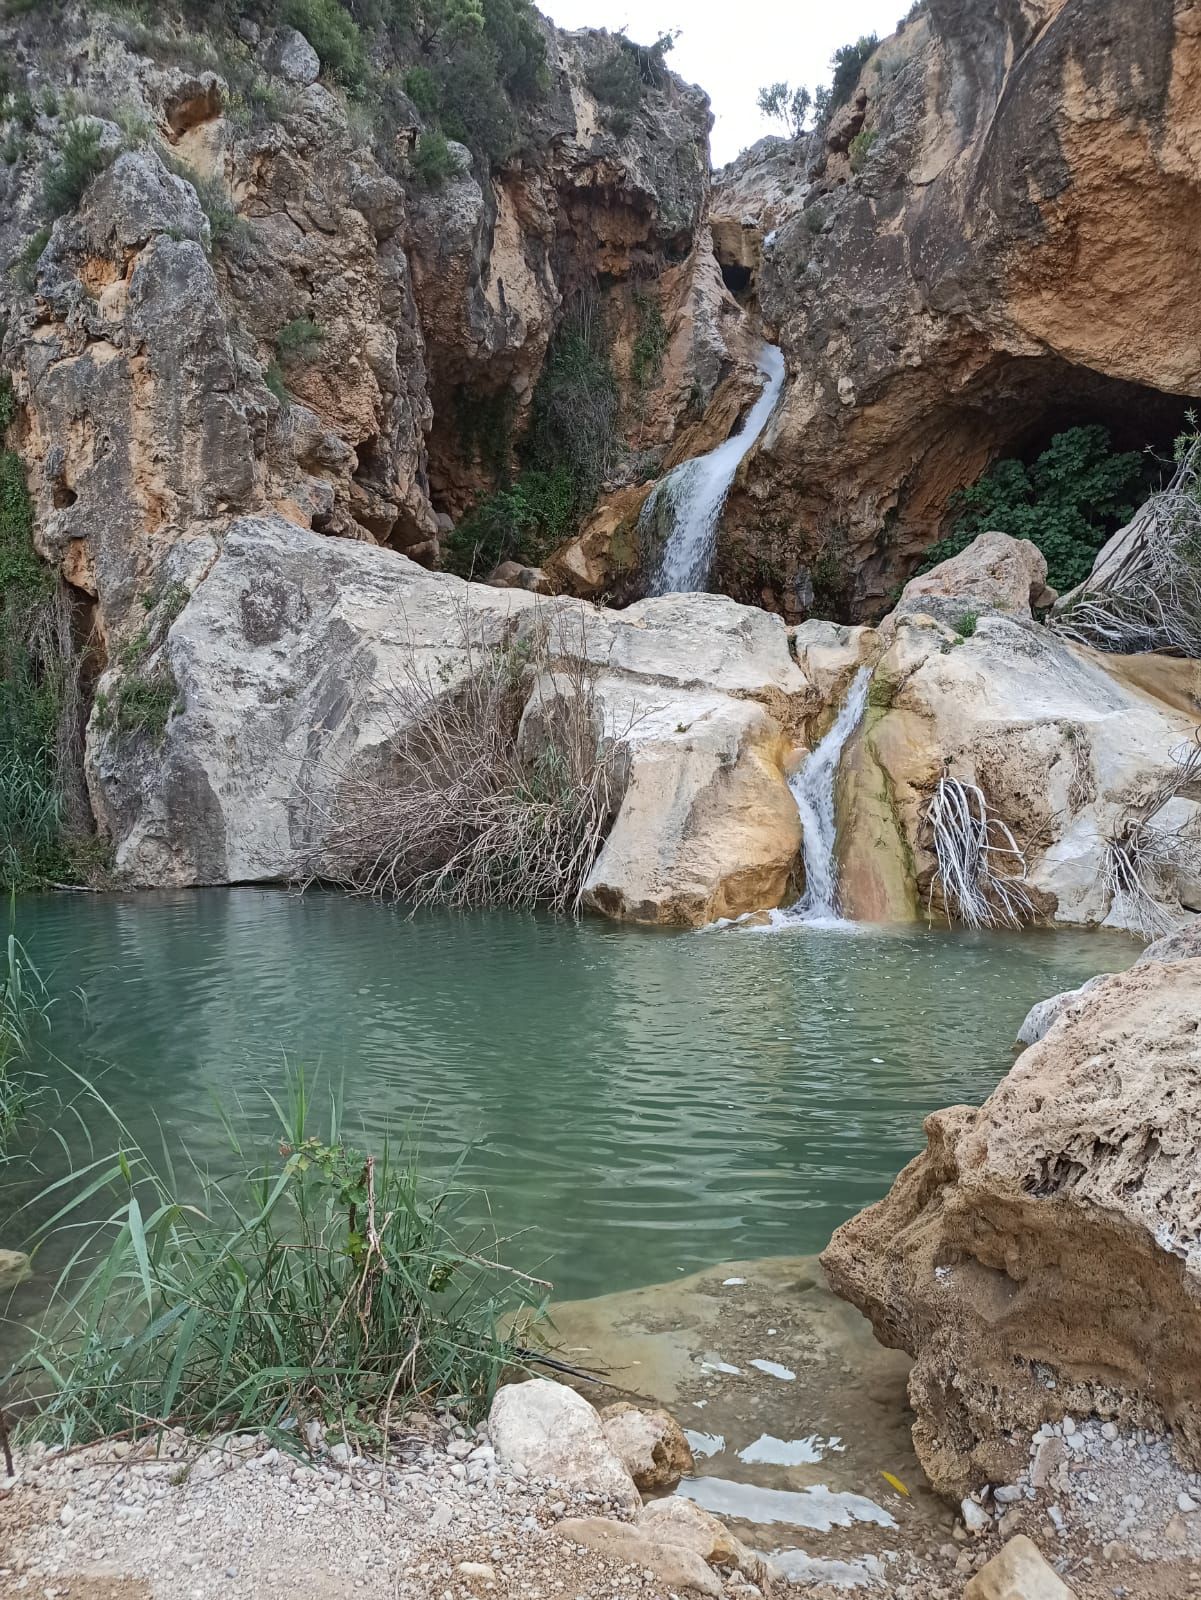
[543,0,909,165]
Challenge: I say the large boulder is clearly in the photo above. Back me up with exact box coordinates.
[488,1379,639,1512]
[822,961,1201,1497]
[889,533,1057,627]
[86,517,810,927]
[964,1537,1076,1600]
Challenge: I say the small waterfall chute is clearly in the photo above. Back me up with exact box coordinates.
[784,667,872,927]
[644,344,786,596]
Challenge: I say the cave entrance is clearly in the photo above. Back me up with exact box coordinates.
[720,262,754,297]
[856,356,1200,618]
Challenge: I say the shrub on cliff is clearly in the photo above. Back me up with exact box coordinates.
[42,120,110,219]
[283,0,367,88]
[921,425,1149,594]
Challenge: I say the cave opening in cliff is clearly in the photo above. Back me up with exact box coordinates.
[921,358,1199,561]
[720,262,753,297]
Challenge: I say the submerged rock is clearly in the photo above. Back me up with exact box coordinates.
[488,1378,639,1512]
[822,960,1201,1497]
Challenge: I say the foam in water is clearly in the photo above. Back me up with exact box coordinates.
[783,667,872,927]
[645,344,786,595]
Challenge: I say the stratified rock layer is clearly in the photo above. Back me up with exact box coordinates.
[822,960,1201,1498]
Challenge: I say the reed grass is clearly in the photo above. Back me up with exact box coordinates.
[0,913,49,1155]
[1,1073,544,1450]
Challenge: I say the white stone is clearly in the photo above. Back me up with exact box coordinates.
[488,1380,639,1512]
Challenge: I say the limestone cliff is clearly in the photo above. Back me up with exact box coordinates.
[0,1,754,657]
[709,0,1201,621]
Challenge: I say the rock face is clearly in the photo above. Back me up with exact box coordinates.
[0,3,753,654]
[488,1379,639,1512]
[710,1,1201,620]
[827,536,1201,935]
[87,515,809,926]
[822,959,1201,1497]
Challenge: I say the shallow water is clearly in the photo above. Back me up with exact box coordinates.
[2,890,1137,1310]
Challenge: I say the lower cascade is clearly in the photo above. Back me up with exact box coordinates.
[787,667,872,924]
[644,343,786,595]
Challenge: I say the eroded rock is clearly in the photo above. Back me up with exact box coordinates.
[822,961,1201,1497]
[963,1535,1077,1599]
[556,1517,721,1597]
[599,1402,693,1492]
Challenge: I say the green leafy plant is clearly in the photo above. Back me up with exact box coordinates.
[920,425,1150,594]
[264,360,290,408]
[282,0,367,89]
[10,227,50,292]
[0,376,15,433]
[42,120,110,220]
[849,127,877,173]
[2,1071,543,1446]
[830,34,878,109]
[402,64,440,118]
[630,290,667,391]
[954,609,978,639]
[443,466,573,577]
[0,912,49,1156]
[757,81,812,139]
[275,316,326,364]
[409,127,462,187]
[94,669,176,740]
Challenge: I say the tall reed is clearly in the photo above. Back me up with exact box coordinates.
[2,1073,544,1448]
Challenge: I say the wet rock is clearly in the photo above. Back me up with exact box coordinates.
[556,1517,722,1597]
[1015,977,1110,1048]
[963,1535,1076,1598]
[489,1379,639,1512]
[822,961,1201,1497]
[599,1402,693,1492]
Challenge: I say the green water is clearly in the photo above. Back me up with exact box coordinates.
[2,890,1137,1307]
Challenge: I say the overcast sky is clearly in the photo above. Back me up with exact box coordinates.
[544,0,908,165]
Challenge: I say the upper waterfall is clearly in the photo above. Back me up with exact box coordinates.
[644,344,786,596]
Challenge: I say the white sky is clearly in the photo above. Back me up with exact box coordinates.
[543,0,909,165]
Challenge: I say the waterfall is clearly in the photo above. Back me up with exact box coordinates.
[787,667,872,925]
[644,344,786,596]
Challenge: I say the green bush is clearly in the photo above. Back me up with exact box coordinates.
[0,376,15,433]
[410,127,462,186]
[524,297,619,509]
[283,0,367,89]
[830,34,878,110]
[631,290,667,390]
[436,42,518,162]
[94,669,177,740]
[849,127,877,173]
[586,41,642,135]
[756,81,812,139]
[443,465,574,577]
[275,315,326,363]
[10,226,50,292]
[42,120,110,219]
[402,64,440,117]
[920,425,1149,594]
[0,450,73,892]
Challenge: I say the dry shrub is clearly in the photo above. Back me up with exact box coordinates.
[318,607,626,915]
[926,774,1037,930]
[1053,434,1201,657]
[1103,731,1201,939]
